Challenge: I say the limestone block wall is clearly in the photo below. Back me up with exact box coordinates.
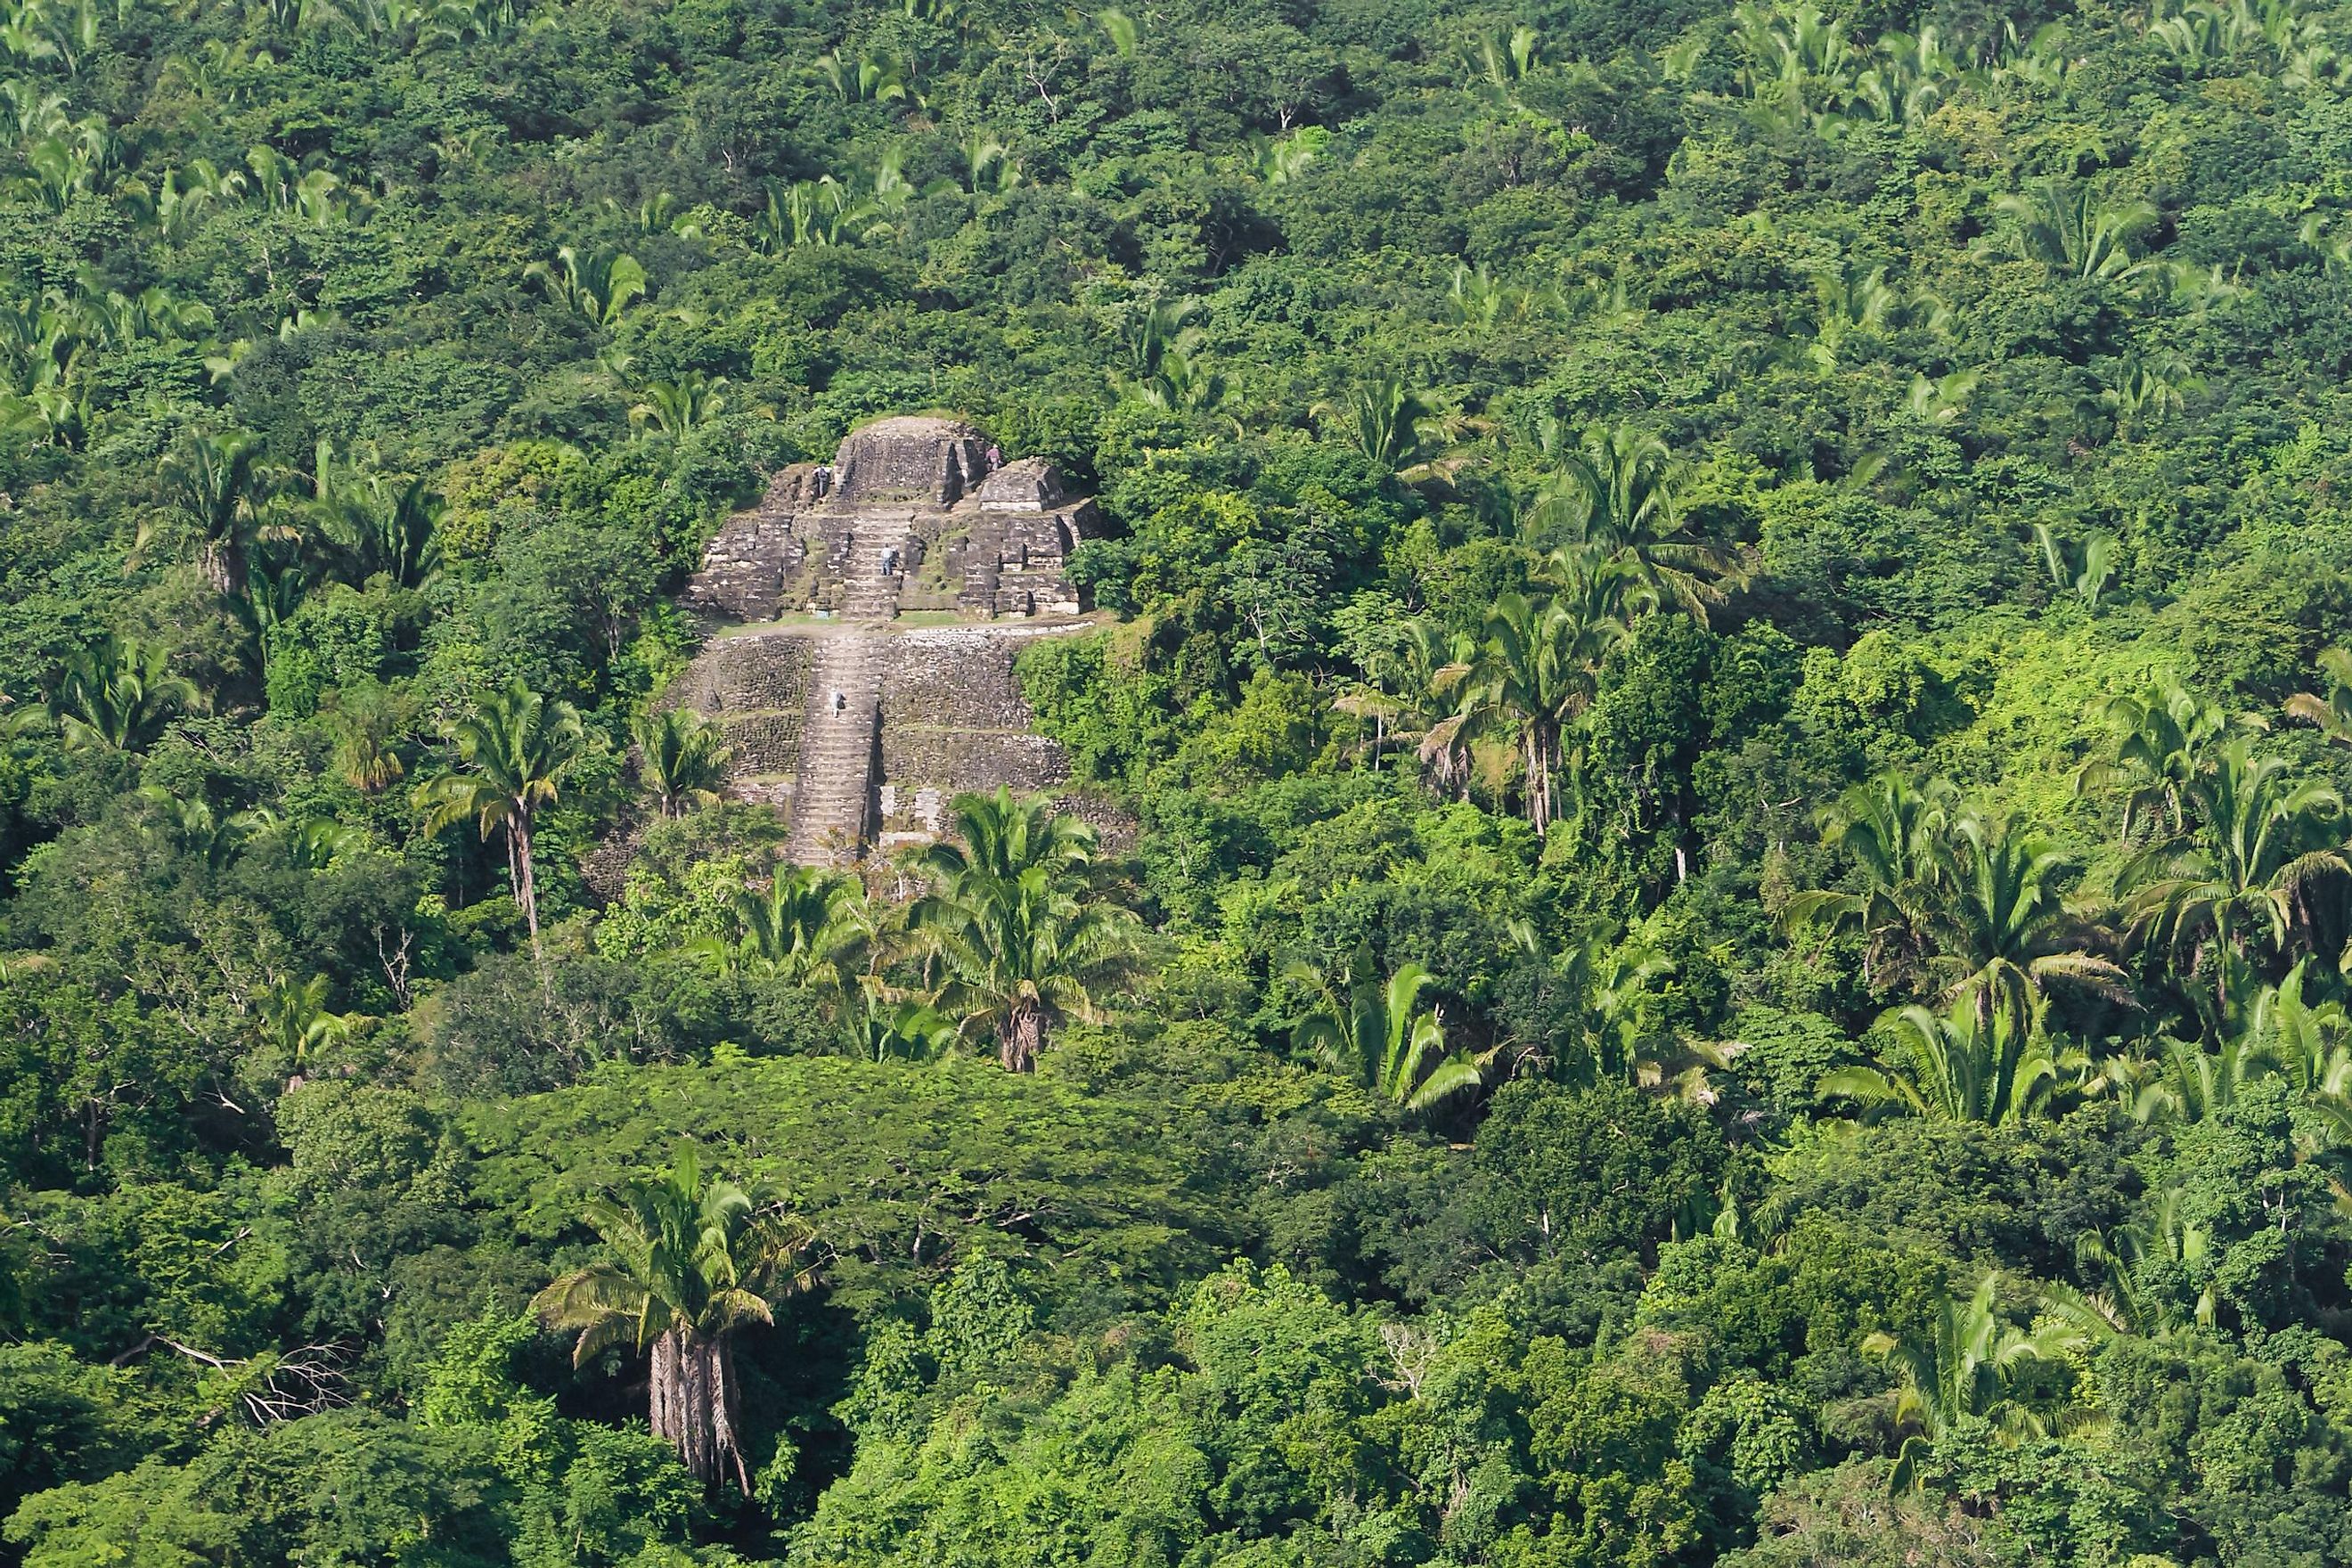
[833,417,988,505]
[684,415,1098,624]
[720,712,805,778]
[666,620,1103,852]
[872,625,1078,846]
[661,634,813,782]
[667,634,813,710]
[877,729,1067,789]
[879,628,1047,731]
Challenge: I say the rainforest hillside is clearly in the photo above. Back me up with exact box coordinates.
[4,0,2352,1563]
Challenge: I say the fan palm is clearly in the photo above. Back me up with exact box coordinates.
[2123,1031,2269,1124]
[319,679,416,793]
[928,785,1098,885]
[1288,949,1490,1112]
[633,706,730,818]
[1553,935,1745,1102]
[1864,1272,2110,1491]
[135,787,261,872]
[534,1147,817,1490]
[412,682,586,954]
[630,372,731,439]
[1533,421,1735,625]
[51,634,200,753]
[1822,996,2070,1126]
[909,789,1139,1071]
[524,245,648,327]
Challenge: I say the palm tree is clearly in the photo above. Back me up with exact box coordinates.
[1983,179,2159,282]
[1822,997,2071,1126]
[2108,958,2352,1126]
[1313,377,1435,473]
[2123,1031,2269,1124]
[135,787,261,872]
[2076,675,2236,844]
[698,866,872,990]
[152,429,274,598]
[1864,1272,2109,1490]
[1533,421,1735,625]
[0,698,48,742]
[412,682,586,955]
[633,706,730,819]
[837,987,960,1062]
[1928,811,2128,1039]
[524,245,648,327]
[925,785,1098,886]
[629,372,730,439]
[959,130,1021,193]
[1784,770,1957,984]
[2123,738,2348,992]
[534,1147,817,1490]
[1809,262,1904,366]
[2073,1184,2217,1335]
[1422,556,1643,836]
[1530,934,1743,1101]
[308,445,443,590]
[1123,297,1194,379]
[2285,646,2352,746]
[1333,617,1467,772]
[2032,523,2118,608]
[2243,959,2352,1097]
[908,789,1139,1072]
[1287,949,1490,1112]
[258,973,362,1073]
[319,679,416,793]
[51,634,200,752]
[238,542,311,674]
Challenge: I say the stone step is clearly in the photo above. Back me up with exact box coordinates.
[786,632,888,866]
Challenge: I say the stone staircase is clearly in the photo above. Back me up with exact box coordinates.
[786,635,885,865]
[834,512,911,623]
[840,573,902,623]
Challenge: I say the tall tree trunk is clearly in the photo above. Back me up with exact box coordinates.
[1000,998,1045,1073]
[200,536,245,600]
[1525,728,1551,837]
[649,1328,751,1491]
[511,809,541,959]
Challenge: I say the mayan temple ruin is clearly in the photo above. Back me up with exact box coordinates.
[671,415,1101,865]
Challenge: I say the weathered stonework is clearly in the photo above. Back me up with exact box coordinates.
[671,414,1109,865]
[660,633,813,781]
[668,621,1093,861]
[683,416,1099,624]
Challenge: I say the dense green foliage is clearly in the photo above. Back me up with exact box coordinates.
[5,0,2352,1561]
